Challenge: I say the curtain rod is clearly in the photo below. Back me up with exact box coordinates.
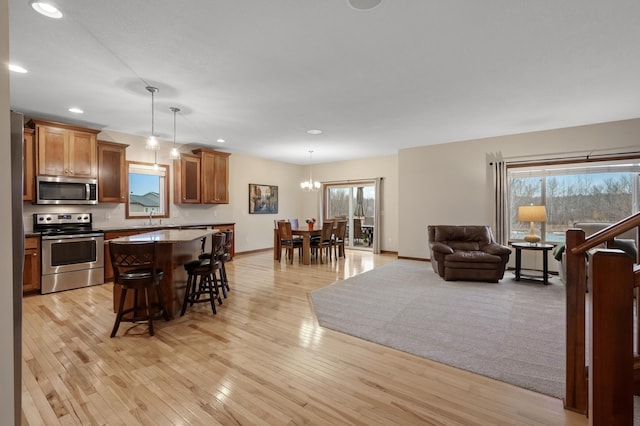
[322,178,382,185]
[489,149,640,166]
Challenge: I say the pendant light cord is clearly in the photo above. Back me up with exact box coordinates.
[151,90,155,136]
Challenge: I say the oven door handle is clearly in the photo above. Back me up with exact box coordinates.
[42,233,104,240]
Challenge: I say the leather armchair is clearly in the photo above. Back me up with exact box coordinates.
[428,225,512,283]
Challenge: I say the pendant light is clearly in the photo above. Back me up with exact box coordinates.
[300,150,321,191]
[145,86,160,151]
[169,106,181,159]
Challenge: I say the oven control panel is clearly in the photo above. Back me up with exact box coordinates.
[34,213,92,225]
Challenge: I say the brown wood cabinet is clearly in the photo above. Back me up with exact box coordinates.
[173,154,201,204]
[23,128,35,201]
[23,236,40,293]
[98,141,128,203]
[174,149,230,205]
[198,149,230,204]
[29,119,99,178]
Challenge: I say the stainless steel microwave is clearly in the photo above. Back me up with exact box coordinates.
[36,176,98,205]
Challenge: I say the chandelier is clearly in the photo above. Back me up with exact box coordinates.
[300,150,321,191]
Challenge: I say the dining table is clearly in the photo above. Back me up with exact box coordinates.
[273,225,323,265]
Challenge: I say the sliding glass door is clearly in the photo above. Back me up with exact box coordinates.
[325,182,376,251]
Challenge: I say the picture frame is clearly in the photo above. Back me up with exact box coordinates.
[249,183,278,214]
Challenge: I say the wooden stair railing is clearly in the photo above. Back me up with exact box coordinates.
[564,212,640,424]
[634,264,640,396]
[588,249,634,424]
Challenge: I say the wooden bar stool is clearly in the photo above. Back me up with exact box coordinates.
[109,241,169,337]
[181,233,225,316]
[217,229,233,297]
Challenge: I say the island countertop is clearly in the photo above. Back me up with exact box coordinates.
[109,228,217,244]
[100,222,234,233]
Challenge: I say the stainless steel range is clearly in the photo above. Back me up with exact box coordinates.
[34,213,104,294]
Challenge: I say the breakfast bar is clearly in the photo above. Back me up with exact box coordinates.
[109,228,217,318]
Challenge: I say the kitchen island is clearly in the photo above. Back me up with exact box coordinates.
[109,228,218,318]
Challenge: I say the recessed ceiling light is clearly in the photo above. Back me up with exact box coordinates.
[68,107,84,114]
[306,129,322,135]
[216,139,225,143]
[8,64,28,73]
[30,2,63,19]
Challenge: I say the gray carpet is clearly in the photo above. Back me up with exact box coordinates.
[310,259,566,398]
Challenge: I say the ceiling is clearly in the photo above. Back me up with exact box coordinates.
[8,1,640,165]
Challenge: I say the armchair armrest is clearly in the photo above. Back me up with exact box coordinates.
[430,242,454,255]
[482,243,512,256]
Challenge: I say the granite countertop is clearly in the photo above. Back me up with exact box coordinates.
[100,222,234,233]
[25,222,234,238]
[109,228,216,243]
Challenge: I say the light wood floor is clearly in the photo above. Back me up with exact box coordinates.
[21,250,587,425]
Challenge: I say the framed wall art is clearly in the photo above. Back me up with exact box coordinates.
[249,183,278,214]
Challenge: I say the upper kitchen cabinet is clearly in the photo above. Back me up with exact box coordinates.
[173,153,201,204]
[174,148,230,205]
[29,119,99,178]
[194,148,230,204]
[23,128,35,201]
[98,140,128,203]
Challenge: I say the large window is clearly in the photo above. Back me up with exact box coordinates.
[126,161,170,219]
[509,159,640,242]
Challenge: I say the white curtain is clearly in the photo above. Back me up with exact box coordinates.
[372,177,382,253]
[491,154,508,245]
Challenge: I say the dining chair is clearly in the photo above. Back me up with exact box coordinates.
[109,241,169,337]
[333,220,347,259]
[288,218,304,243]
[278,221,302,264]
[311,222,335,263]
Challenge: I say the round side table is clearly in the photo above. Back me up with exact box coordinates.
[511,242,554,284]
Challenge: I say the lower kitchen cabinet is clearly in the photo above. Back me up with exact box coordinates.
[23,236,40,294]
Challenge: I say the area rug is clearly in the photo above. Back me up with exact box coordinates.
[310,259,566,398]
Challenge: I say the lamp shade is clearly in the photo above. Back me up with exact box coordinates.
[517,205,547,223]
[518,205,547,243]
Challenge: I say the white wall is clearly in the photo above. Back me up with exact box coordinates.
[1,0,17,422]
[399,118,640,260]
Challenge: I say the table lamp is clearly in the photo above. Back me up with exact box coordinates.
[517,205,547,244]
